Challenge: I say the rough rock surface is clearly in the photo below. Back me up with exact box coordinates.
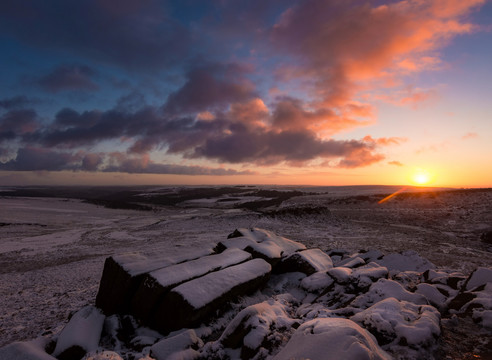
[2,228,492,360]
[275,248,333,275]
[152,258,272,333]
[273,318,392,360]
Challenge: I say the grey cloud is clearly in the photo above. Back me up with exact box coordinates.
[0,96,32,110]
[38,65,99,93]
[164,64,256,115]
[0,148,254,176]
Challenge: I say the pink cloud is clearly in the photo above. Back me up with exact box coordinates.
[270,0,483,128]
[462,132,479,140]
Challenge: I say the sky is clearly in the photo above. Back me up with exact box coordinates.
[0,0,491,187]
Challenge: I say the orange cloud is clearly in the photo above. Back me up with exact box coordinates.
[363,135,407,146]
[388,160,404,167]
[271,0,483,129]
[462,132,479,140]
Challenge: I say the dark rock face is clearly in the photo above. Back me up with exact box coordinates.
[130,248,251,325]
[275,249,333,275]
[152,259,272,334]
[480,230,492,244]
[96,256,146,315]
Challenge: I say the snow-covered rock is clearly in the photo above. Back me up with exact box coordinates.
[0,338,56,360]
[337,256,366,269]
[131,248,251,323]
[351,278,428,309]
[301,271,334,293]
[53,306,105,360]
[351,297,441,350]
[376,250,436,272]
[275,248,333,275]
[217,228,306,264]
[273,318,392,360]
[82,351,123,360]
[152,258,272,333]
[219,300,297,359]
[96,248,213,314]
[415,283,449,311]
[150,330,203,360]
[464,267,492,291]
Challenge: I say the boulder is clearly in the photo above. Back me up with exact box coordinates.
[131,248,251,323]
[152,258,272,333]
[351,278,428,309]
[351,297,441,348]
[217,228,306,265]
[219,301,296,360]
[96,248,213,314]
[53,306,105,360]
[463,267,492,291]
[275,249,333,275]
[150,330,203,360]
[273,318,392,360]
[337,256,366,269]
[0,339,56,360]
[376,250,436,272]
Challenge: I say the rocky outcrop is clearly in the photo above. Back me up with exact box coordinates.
[95,248,214,315]
[52,306,105,360]
[152,259,272,334]
[130,248,251,324]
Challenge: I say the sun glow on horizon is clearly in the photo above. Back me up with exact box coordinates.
[411,168,433,186]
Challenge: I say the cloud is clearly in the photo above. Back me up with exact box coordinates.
[388,160,404,166]
[0,95,32,110]
[462,132,478,140]
[0,147,82,171]
[104,153,256,176]
[0,148,255,176]
[0,1,486,178]
[362,135,407,146]
[270,0,483,119]
[38,65,99,93]
[163,63,257,115]
[0,109,39,141]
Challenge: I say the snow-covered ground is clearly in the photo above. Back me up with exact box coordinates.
[0,186,491,358]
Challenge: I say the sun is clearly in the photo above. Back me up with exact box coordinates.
[412,168,432,186]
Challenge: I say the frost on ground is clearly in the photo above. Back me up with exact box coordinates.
[0,186,492,359]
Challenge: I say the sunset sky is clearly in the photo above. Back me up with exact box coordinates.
[0,0,491,187]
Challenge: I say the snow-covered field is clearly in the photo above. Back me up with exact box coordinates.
[0,186,491,358]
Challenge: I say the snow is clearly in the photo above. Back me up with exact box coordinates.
[376,250,436,272]
[150,330,203,360]
[219,300,296,351]
[82,351,124,360]
[1,187,492,358]
[0,338,56,360]
[351,278,428,308]
[233,228,306,256]
[465,267,492,291]
[327,266,353,283]
[114,247,214,277]
[150,248,251,289]
[294,248,333,272]
[53,306,105,357]
[351,297,441,348]
[301,272,334,293]
[415,283,448,310]
[337,256,366,268]
[173,258,271,309]
[273,318,392,360]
